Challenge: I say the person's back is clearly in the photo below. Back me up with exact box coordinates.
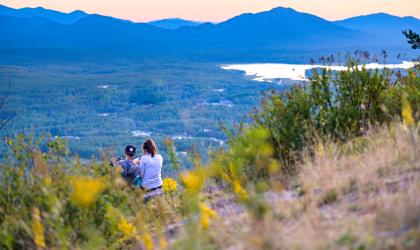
[118,159,141,185]
[136,139,163,203]
[115,145,142,187]
[139,153,163,190]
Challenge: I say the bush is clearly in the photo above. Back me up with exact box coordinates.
[253,59,419,172]
[0,134,179,249]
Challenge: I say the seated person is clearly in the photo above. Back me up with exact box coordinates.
[113,145,142,187]
[133,139,163,203]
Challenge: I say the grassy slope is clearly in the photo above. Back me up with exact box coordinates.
[181,124,419,249]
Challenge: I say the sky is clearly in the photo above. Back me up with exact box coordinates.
[0,0,419,22]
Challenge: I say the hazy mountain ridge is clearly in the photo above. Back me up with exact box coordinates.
[148,18,204,29]
[0,4,418,57]
[335,13,420,44]
[0,4,87,24]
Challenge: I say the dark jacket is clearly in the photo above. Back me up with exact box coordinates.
[116,159,141,185]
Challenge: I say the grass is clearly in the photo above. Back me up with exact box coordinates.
[182,123,419,249]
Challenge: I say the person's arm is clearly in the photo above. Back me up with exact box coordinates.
[133,157,140,165]
[139,156,146,177]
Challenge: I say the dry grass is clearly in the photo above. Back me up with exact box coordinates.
[194,124,419,250]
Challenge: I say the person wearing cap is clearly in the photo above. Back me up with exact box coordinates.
[115,145,142,187]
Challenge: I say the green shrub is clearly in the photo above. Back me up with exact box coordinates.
[253,59,419,172]
[0,134,179,249]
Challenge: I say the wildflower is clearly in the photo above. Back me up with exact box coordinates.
[142,232,154,250]
[70,176,105,207]
[159,235,168,250]
[233,180,249,202]
[181,171,204,194]
[43,176,52,187]
[162,177,178,193]
[268,159,280,174]
[199,203,217,230]
[402,95,415,127]
[32,207,46,249]
[117,218,137,239]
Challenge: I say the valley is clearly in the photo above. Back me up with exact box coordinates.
[0,59,287,171]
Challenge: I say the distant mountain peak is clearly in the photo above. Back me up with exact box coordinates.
[336,12,419,22]
[69,10,87,15]
[0,4,88,24]
[268,6,296,12]
[148,18,204,29]
[1,3,418,51]
[334,12,420,45]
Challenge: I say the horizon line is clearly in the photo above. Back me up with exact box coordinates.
[1,3,419,24]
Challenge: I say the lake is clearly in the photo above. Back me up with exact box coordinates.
[221,61,415,82]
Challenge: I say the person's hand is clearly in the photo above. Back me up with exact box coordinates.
[133,159,140,165]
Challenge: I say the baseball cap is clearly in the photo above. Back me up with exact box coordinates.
[125,145,136,156]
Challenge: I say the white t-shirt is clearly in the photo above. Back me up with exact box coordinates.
[138,153,163,190]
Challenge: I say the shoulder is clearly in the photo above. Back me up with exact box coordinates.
[140,155,151,164]
[116,159,127,165]
[117,160,133,168]
[140,155,150,161]
[154,154,163,164]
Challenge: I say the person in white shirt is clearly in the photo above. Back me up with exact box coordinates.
[134,139,163,203]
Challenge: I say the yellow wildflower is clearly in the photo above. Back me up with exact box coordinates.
[268,159,280,174]
[43,176,52,187]
[70,176,105,207]
[159,235,168,250]
[32,207,46,249]
[402,95,415,127]
[181,171,203,194]
[233,180,249,202]
[117,218,137,239]
[199,203,217,230]
[142,232,154,250]
[162,177,178,193]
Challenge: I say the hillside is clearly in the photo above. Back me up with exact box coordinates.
[181,124,420,249]
[0,121,418,249]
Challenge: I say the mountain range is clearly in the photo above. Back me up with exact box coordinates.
[0,4,419,59]
[0,4,88,24]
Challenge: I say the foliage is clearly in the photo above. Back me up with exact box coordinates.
[0,134,181,249]
[403,29,420,50]
[253,58,419,171]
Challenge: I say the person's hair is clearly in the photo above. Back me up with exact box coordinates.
[143,139,158,157]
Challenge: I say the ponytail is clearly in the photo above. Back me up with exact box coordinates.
[143,139,157,157]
